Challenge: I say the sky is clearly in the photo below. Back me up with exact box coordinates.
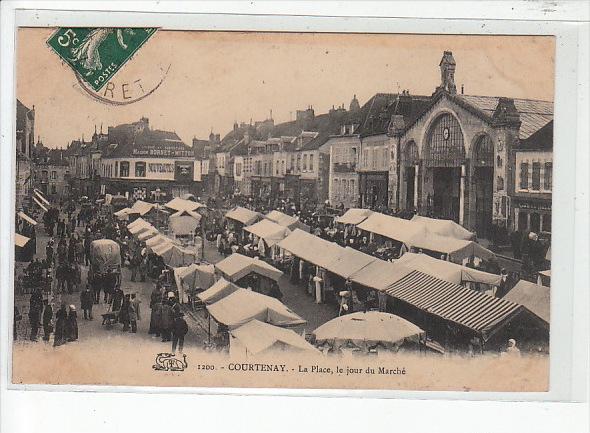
[17,29,555,149]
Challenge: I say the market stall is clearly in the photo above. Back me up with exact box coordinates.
[215,253,283,297]
[165,197,205,213]
[406,232,496,264]
[244,219,291,259]
[197,277,242,305]
[230,320,319,357]
[173,263,215,304]
[356,212,428,255]
[334,208,373,226]
[395,252,501,290]
[206,288,306,330]
[411,214,476,241]
[313,311,425,353]
[265,210,310,232]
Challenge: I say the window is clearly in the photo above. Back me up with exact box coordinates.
[235,163,242,177]
[120,161,130,177]
[532,162,541,190]
[51,171,57,180]
[520,162,529,189]
[51,185,57,194]
[303,154,308,171]
[135,161,146,177]
[282,160,285,174]
[309,154,314,171]
[544,162,552,190]
[542,214,552,233]
[115,161,119,177]
[296,154,301,171]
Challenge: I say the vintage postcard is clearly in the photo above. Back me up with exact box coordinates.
[11,27,555,392]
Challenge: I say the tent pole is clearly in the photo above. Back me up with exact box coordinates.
[208,313,211,345]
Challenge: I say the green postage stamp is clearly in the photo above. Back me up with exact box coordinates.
[47,28,157,91]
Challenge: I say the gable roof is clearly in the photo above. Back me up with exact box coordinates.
[504,280,550,324]
[519,119,553,151]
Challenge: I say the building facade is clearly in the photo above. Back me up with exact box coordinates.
[15,100,35,210]
[34,145,71,202]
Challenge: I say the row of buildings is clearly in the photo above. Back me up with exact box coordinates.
[19,51,554,239]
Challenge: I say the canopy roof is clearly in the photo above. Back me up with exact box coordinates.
[225,206,261,225]
[114,207,132,219]
[324,247,377,279]
[18,211,37,226]
[384,270,522,340]
[127,217,148,230]
[129,200,155,216]
[278,229,342,269]
[395,253,501,286]
[357,213,428,245]
[504,280,550,324]
[408,233,495,263]
[153,243,196,267]
[137,228,159,241]
[128,221,156,236]
[335,208,374,225]
[33,196,48,212]
[265,210,310,232]
[313,311,424,349]
[244,219,290,247]
[165,197,205,212]
[349,260,413,292]
[215,253,283,282]
[145,234,172,249]
[197,277,242,305]
[173,263,215,302]
[411,215,475,241]
[207,289,306,329]
[15,233,30,248]
[231,320,319,355]
[169,210,201,236]
[33,189,50,206]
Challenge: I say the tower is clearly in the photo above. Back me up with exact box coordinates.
[439,51,457,94]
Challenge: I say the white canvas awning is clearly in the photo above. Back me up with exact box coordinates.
[173,263,215,303]
[395,252,502,286]
[230,320,319,356]
[197,277,242,305]
[407,233,495,263]
[33,196,48,212]
[225,206,261,225]
[114,207,132,220]
[165,197,205,212]
[33,189,50,206]
[278,229,342,269]
[129,200,155,216]
[504,279,550,324]
[357,213,428,245]
[207,288,306,329]
[265,210,310,232]
[324,247,377,279]
[335,208,374,225]
[169,209,202,236]
[411,215,475,241]
[17,211,37,226]
[137,228,159,241]
[15,233,30,248]
[215,253,283,282]
[244,219,290,247]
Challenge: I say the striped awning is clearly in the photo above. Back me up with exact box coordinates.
[384,270,522,339]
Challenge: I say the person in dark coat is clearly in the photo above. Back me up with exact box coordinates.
[148,286,163,335]
[42,300,53,342]
[80,285,94,320]
[28,289,43,341]
[160,300,173,342]
[65,305,78,342]
[45,242,54,265]
[111,287,124,312]
[171,312,189,354]
[53,303,67,347]
[84,236,92,266]
[120,294,131,331]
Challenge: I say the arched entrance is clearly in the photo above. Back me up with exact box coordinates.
[472,134,494,239]
[423,113,465,222]
[402,141,419,210]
